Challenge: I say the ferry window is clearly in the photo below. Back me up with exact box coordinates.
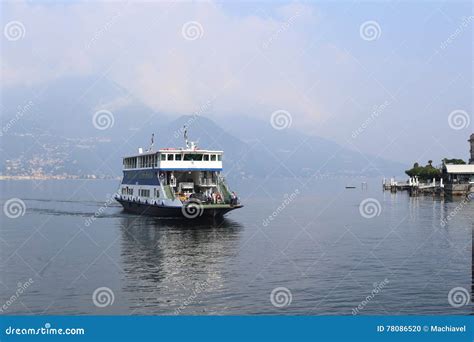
[204,155,209,161]
[211,154,216,161]
[161,154,166,161]
[218,155,222,161]
[175,154,182,161]
[184,154,203,161]
[168,154,174,161]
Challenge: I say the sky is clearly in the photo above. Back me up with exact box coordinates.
[1,0,473,164]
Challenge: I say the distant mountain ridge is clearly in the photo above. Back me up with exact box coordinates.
[0,76,404,179]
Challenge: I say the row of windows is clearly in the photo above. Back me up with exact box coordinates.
[121,187,134,195]
[124,153,222,169]
[160,153,222,161]
[123,155,158,169]
[138,189,151,197]
[123,188,160,198]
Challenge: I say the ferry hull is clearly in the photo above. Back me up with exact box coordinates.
[116,198,242,218]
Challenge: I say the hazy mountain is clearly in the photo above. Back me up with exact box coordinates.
[0,76,404,179]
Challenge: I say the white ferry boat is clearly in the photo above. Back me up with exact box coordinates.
[114,129,242,218]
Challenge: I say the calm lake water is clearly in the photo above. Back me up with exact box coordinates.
[0,178,472,315]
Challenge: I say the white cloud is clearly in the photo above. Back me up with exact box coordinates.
[1,0,349,128]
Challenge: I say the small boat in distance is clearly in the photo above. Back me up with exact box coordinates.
[114,128,243,219]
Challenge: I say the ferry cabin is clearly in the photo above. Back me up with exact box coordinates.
[120,148,231,206]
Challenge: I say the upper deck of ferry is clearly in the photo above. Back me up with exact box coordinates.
[122,148,223,171]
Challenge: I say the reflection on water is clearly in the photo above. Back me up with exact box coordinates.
[119,216,242,314]
[0,179,472,315]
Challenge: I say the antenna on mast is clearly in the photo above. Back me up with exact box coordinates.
[183,125,189,149]
[148,133,155,151]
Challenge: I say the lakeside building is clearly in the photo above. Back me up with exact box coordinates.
[442,134,474,196]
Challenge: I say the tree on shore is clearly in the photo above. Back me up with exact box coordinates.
[442,158,466,165]
[405,161,441,180]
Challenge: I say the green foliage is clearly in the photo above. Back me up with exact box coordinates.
[442,158,466,165]
[405,161,441,180]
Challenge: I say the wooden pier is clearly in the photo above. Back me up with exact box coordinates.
[382,177,445,196]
